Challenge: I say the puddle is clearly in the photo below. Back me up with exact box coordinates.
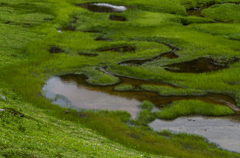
[109,15,127,21]
[77,3,127,13]
[187,5,213,17]
[98,46,135,52]
[78,52,98,57]
[48,46,64,53]
[43,74,238,118]
[164,57,239,73]
[149,115,240,153]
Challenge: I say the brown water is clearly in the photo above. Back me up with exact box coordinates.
[109,15,127,21]
[43,74,238,117]
[149,115,240,153]
[77,3,127,13]
[187,5,213,17]
[164,57,239,73]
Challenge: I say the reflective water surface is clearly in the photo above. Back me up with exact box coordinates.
[77,3,127,13]
[149,116,240,153]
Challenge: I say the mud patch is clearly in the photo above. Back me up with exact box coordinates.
[164,57,239,73]
[77,3,127,13]
[48,46,64,53]
[109,15,127,21]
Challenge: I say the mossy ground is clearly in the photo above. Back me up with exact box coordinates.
[1,0,240,157]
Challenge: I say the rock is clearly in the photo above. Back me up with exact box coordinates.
[1,95,6,101]
[0,109,6,112]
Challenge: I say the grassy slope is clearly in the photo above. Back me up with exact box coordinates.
[0,0,240,157]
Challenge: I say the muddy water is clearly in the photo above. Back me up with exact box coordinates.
[187,5,213,17]
[43,74,238,118]
[77,3,127,13]
[164,57,239,73]
[149,115,240,153]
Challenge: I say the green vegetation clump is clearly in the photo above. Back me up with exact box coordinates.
[202,3,240,23]
[114,84,135,91]
[189,23,240,40]
[140,84,206,96]
[154,100,235,119]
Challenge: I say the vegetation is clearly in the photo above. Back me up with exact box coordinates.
[1,0,240,157]
[114,84,135,91]
[154,100,235,120]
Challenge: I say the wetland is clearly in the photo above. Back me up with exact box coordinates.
[1,0,240,157]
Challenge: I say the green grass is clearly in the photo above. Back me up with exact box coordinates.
[139,85,206,96]
[154,100,235,120]
[114,84,135,91]
[202,3,240,23]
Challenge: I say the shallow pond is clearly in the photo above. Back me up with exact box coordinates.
[77,3,127,13]
[43,72,240,152]
[149,115,240,153]
[43,73,237,115]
